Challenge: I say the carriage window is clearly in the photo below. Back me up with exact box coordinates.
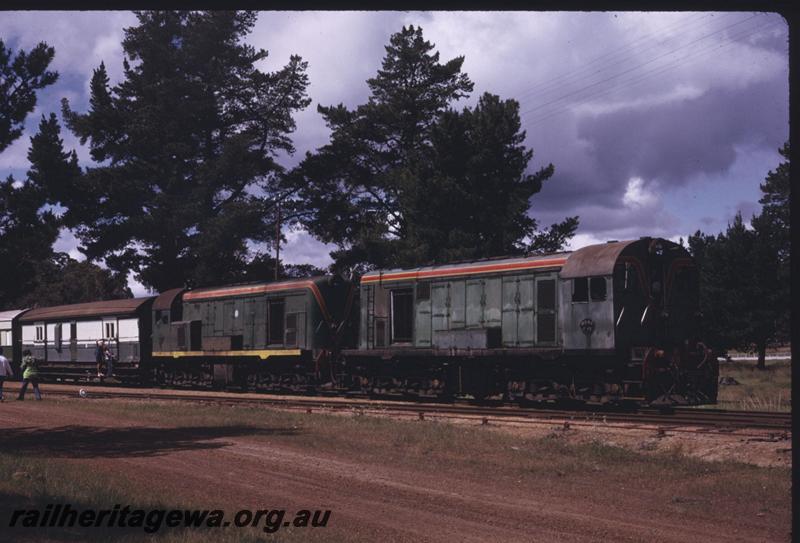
[416,281,430,301]
[0,330,10,346]
[572,278,589,302]
[35,325,44,341]
[105,322,116,339]
[590,277,607,301]
[391,289,413,343]
[268,300,285,344]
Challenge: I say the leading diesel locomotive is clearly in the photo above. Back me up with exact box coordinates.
[2,237,718,406]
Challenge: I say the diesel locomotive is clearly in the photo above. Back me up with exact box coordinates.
[1,237,718,406]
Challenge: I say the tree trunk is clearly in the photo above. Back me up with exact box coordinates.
[756,341,767,370]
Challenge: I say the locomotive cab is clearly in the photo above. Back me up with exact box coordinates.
[560,237,716,405]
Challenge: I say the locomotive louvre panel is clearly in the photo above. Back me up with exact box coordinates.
[243,299,256,348]
[370,284,390,348]
[177,324,187,350]
[222,301,234,334]
[284,312,305,347]
[465,279,483,327]
[448,280,466,329]
[213,302,223,334]
[483,278,502,327]
[359,286,370,349]
[517,277,535,347]
[501,277,519,347]
[431,283,449,332]
[414,285,432,347]
[234,299,244,334]
[253,297,267,347]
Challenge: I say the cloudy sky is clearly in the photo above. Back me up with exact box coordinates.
[0,11,789,295]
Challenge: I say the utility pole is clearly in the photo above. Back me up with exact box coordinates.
[274,203,281,281]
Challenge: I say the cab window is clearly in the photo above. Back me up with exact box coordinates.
[572,278,588,302]
[590,277,607,301]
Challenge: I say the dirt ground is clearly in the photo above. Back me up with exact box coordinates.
[0,398,792,543]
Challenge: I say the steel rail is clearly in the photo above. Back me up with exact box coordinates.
[8,383,790,432]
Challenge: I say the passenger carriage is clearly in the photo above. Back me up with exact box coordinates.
[18,298,155,382]
[0,309,27,375]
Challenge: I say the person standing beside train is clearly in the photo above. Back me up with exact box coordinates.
[17,349,42,401]
[103,342,115,377]
[95,339,105,378]
[0,347,13,402]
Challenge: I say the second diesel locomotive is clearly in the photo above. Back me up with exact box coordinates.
[4,237,718,406]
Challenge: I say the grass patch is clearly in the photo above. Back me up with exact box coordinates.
[52,398,791,494]
[717,358,791,412]
[0,445,339,543]
[1,397,791,541]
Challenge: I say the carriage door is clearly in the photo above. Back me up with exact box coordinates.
[535,277,557,345]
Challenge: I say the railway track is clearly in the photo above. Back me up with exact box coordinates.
[7,382,791,433]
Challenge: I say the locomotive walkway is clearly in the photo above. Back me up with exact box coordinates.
[5,382,790,436]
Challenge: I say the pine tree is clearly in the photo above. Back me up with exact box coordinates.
[750,142,790,366]
[60,11,310,291]
[689,142,790,369]
[0,75,141,307]
[293,26,575,273]
[0,39,58,152]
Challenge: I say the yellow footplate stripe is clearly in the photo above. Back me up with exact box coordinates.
[153,350,302,360]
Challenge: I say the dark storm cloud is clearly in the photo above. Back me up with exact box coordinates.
[576,79,787,189]
[0,11,789,282]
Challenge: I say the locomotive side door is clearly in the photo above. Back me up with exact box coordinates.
[517,277,535,347]
[501,277,518,346]
[431,283,449,334]
[535,277,558,345]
